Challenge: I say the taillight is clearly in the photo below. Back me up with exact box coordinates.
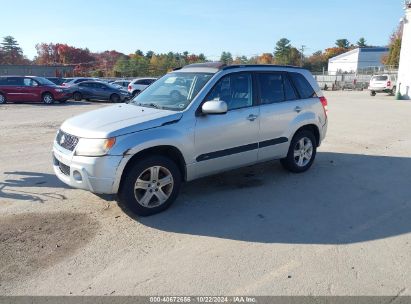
[387,80,391,87]
[128,85,131,90]
[320,96,328,118]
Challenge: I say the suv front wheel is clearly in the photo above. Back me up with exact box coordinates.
[281,130,317,173]
[118,156,182,216]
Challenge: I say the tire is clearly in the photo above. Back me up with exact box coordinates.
[42,93,54,104]
[132,90,140,97]
[73,92,82,101]
[281,130,317,173]
[390,86,396,96]
[370,91,376,96]
[110,94,120,103]
[0,93,6,104]
[118,155,182,216]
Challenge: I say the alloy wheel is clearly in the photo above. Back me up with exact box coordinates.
[134,166,174,208]
[293,137,313,167]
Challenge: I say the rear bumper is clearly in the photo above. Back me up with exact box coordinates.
[52,144,123,194]
[369,87,391,92]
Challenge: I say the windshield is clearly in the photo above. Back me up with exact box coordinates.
[130,72,214,111]
[34,77,57,86]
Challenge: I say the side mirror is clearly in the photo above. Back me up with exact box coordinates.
[202,100,228,115]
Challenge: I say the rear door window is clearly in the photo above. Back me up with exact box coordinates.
[289,72,316,99]
[258,73,284,104]
[6,77,24,86]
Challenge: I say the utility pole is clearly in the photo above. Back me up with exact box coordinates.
[300,45,306,67]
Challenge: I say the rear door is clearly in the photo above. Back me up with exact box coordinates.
[257,72,306,161]
[3,77,25,102]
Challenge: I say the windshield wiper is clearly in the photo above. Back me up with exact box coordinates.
[136,102,163,109]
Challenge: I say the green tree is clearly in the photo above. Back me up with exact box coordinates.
[274,38,292,65]
[135,49,144,56]
[1,36,25,64]
[220,51,233,65]
[113,56,131,77]
[145,50,154,59]
[357,37,367,48]
[335,39,350,49]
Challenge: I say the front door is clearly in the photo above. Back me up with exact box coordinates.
[193,72,260,178]
[23,78,42,102]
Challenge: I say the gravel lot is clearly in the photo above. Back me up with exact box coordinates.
[1,91,411,296]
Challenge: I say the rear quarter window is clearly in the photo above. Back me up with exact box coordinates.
[289,72,316,99]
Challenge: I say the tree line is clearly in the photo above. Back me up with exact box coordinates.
[0,27,402,77]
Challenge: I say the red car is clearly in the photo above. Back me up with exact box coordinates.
[0,76,72,105]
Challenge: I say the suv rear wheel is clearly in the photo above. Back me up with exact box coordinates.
[281,130,317,173]
[118,156,182,216]
[0,93,6,104]
[132,90,141,97]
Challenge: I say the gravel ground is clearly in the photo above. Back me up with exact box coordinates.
[0,91,411,296]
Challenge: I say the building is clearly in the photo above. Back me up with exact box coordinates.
[0,64,75,77]
[397,1,411,99]
[328,47,389,75]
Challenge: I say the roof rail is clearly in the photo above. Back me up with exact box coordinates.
[181,62,227,69]
[222,64,304,70]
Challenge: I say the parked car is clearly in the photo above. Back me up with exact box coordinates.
[46,77,66,85]
[369,74,397,96]
[128,78,157,96]
[111,80,131,88]
[53,63,328,216]
[62,77,98,87]
[69,81,131,103]
[0,76,71,104]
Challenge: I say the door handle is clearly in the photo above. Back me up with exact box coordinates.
[294,106,302,113]
[247,114,258,121]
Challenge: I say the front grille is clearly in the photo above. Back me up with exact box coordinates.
[56,130,79,151]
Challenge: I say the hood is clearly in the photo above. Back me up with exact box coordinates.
[60,103,182,138]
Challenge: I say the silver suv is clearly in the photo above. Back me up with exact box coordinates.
[53,63,328,216]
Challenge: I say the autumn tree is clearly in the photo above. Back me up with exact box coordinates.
[382,22,403,68]
[257,53,273,64]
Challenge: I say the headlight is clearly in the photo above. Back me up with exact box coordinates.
[75,138,116,156]
[54,88,63,92]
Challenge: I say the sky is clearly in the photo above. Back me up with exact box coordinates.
[0,0,405,60]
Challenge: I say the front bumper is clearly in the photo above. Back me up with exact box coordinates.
[54,91,72,101]
[52,143,123,194]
